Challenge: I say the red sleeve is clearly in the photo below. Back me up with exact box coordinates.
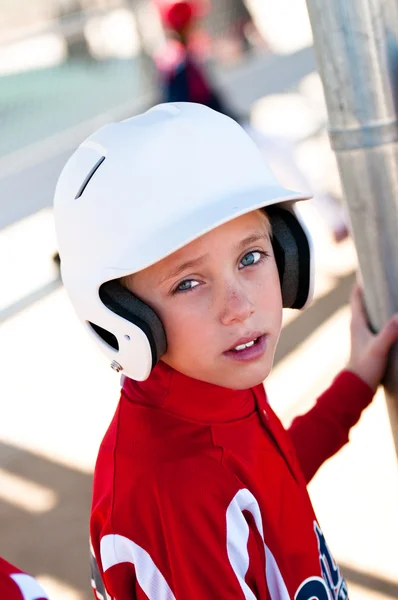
[0,557,50,600]
[288,370,374,483]
[91,461,269,599]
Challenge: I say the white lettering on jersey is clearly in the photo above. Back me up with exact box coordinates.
[100,534,176,600]
[10,573,49,600]
[226,488,290,600]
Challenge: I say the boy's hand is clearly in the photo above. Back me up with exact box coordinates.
[347,282,398,391]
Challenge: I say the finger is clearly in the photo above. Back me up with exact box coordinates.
[350,282,369,329]
[372,315,398,358]
[350,283,379,334]
[350,282,361,313]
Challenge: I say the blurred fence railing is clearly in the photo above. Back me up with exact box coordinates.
[0,1,127,47]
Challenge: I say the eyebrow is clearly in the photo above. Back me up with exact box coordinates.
[160,228,270,285]
[236,230,270,251]
[159,255,207,285]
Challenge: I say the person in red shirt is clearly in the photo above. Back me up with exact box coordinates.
[153,0,238,118]
[54,102,398,599]
[0,557,50,600]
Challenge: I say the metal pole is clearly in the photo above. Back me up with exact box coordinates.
[305,0,398,454]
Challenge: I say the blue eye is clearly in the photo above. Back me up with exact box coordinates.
[239,251,262,269]
[176,279,200,293]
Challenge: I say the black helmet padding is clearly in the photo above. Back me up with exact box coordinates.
[98,280,167,367]
[267,207,311,309]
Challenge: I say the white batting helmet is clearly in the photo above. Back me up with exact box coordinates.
[54,102,314,380]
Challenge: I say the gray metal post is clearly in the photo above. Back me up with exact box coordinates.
[305,0,398,453]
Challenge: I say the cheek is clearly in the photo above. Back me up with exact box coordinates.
[269,277,283,324]
[254,262,283,308]
[159,300,212,359]
[271,269,283,307]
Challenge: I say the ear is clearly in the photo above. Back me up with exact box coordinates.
[267,207,311,309]
[96,279,167,367]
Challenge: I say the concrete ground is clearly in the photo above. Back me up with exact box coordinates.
[0,1,397,598]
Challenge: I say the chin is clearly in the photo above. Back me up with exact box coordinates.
[229,373,269,390]
[219,361,273,390]
[171,353,274,390]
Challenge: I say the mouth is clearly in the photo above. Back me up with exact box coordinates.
[226,332,264,352]
[223,333,268,363]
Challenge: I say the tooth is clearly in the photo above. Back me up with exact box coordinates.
[235,344,246,351]
[234,340,255,351]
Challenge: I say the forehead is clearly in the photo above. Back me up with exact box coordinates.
[172,207,266,253]
[130,209,271,285]
[125,210,271,290]
[170,209,271,258]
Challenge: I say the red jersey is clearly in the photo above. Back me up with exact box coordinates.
[90,362,373,599]
[0,557,50,600]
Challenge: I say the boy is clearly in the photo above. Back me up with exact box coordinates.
[54,103,398,599]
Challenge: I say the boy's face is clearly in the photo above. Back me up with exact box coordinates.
[126,209,283,389]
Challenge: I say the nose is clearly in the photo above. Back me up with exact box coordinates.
[219,281,255,326]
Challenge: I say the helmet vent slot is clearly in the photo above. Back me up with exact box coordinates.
[88,321,119,350]
[75,156,106,199]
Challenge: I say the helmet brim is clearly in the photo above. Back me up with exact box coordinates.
[102,185,311,282]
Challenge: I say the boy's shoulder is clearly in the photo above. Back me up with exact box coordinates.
[92,434,242,548]
[98,407,241,499]
[92,398,243,532]
[96,382,240,454]
[98,388,226,464]
[92,448,243,552]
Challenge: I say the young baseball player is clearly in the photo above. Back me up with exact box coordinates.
[54,102,398,599]
[0,557,50,600]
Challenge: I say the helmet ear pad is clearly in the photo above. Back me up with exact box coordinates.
[266,206,311,309]
[98,279,167,368]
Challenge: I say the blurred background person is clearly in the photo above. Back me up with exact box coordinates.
[153,0,239,116]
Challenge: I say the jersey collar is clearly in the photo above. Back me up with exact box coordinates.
[123,361,258,424]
